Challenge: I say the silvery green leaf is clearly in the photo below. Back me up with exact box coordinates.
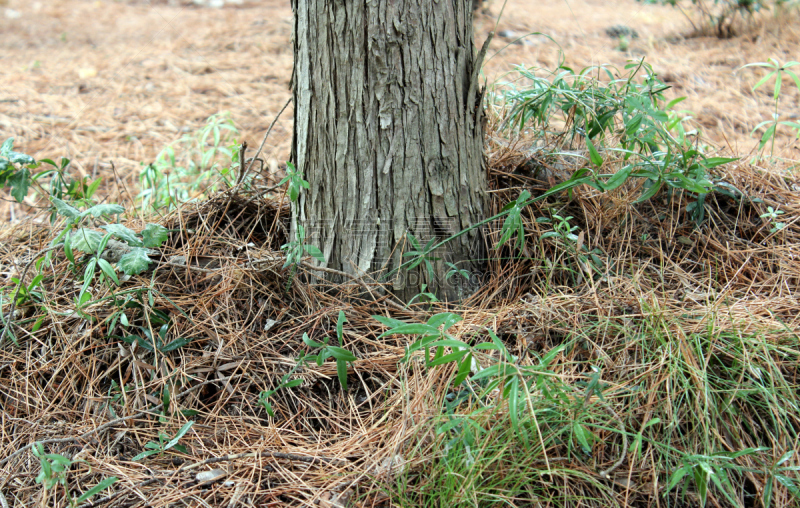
[141,223,169,248]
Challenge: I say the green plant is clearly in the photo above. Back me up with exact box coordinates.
[0,137,36,202]
[375,312,574,437]
[403,232,440,279]
[538,213,607,281]
[132,420,194,461]
[258,362,304,417]
[666,448,766,507]
[32,442,117,507]
[740,58,800,161]
[444,262,471,283]
[102,287,196,356]
[48,198,169,317]
[760,206,787,233]
[0,139,102,215]
[280,162,324,287]
[406,283,439,307]
[301,311,357,390]
[281,223,324,271]
[138,112,241,211]
[762,451,800,507]
[279,161,310,203]
[9,273,44,308]
[490,61,736,223]
[105,380,131,419]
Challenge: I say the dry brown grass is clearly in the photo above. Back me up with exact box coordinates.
[1,135,798,505]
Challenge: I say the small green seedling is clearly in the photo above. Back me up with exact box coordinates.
[32,442,117,507]
[132,421,194,461]
[259,361,304,417]
[760,206,786,233]
[302,311,357,390]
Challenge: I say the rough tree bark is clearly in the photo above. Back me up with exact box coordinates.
[290,0,488,302]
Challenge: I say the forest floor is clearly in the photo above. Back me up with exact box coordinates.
[1,1,800,507]
[1,0,798,199]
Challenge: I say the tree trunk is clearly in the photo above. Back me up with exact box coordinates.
[290,0,488,302]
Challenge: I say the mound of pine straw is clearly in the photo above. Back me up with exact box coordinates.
[1,138,799,507]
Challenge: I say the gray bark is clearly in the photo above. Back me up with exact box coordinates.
[290,0,488,302]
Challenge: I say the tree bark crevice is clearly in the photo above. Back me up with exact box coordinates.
[291,0,487,302]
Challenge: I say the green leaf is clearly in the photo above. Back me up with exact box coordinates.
[327,346,357,362]
[118,247,153,276]
[428,339,470,349]
[63,231,75,264]
[32,316,45,333]
[74,477,118,504]
[453,352,473,385]
[573,423,592,454]
[603,165,632,191]
[337,359,348,391]
[81,203,125,219]
[97,259,120,286]
[282,379,303,389]
[302,332,326,349]
[631,417,661,458]
[635,179,662,203]
[132,449,160,461]
[0,138,13,156]
[372,315,406,328]
[428,349,469,367]
[8,167,31,202]
[693,467,708,507]
[101,224,143,247]
[261,399,275,417]
[141,223,169,248]
[165,421,194,451]
[777,450,794,466]
[470,364,502,382]
[9,153,34,166]
[378,323,440,338]
[508,377,520,432]
[81,258,98,297]
[700,156,738,169]
[336,310,346,342]
[159,336,193,353]
[426,312,462,331]
[586,138,603,167]
[303,243,325,263]
[72,229,103,254]
[775,474,800,495]
[97,232,114,257]
[666,465,689,491]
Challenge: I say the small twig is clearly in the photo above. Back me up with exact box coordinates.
[235,97,292,190]
[0,376,237,467]
[0,244,62,347]
[234,140,248,186]
[597,398,628,479]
